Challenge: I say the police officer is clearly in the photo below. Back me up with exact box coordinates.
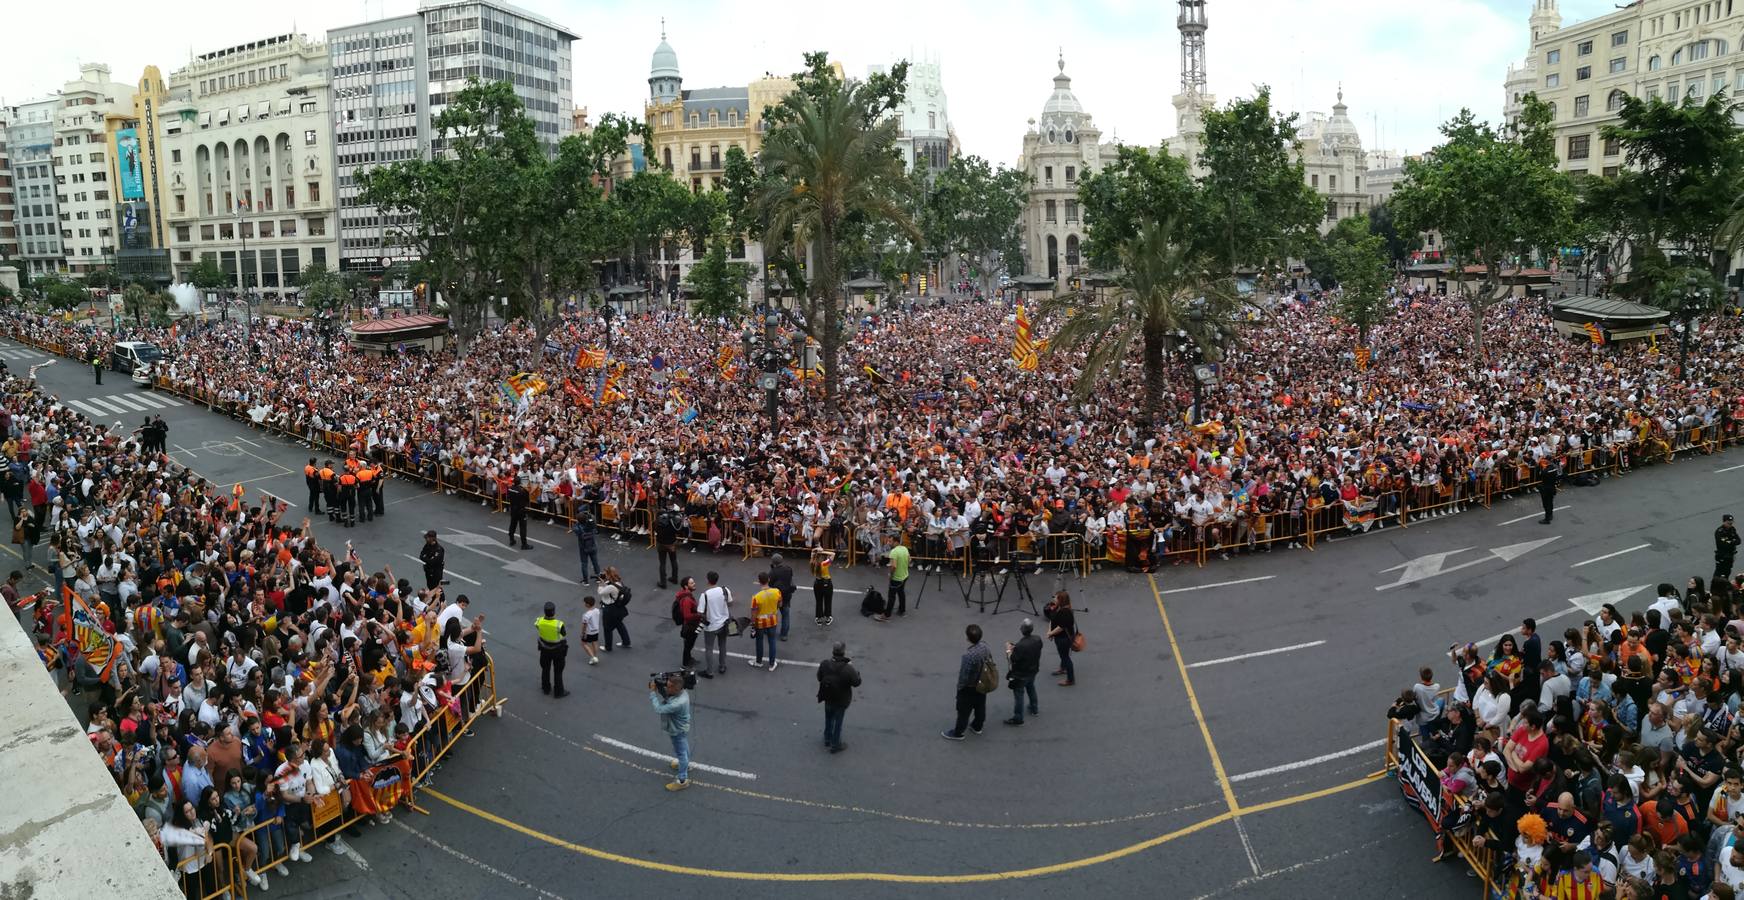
[418,530,446,590]
[319,460,338,522]
[370,462,386,519]
[90,349,103,385]
[1536,456,1559,525]
[506,479,531,549]
[1718,514,1741,583]
[355,465,375,524]
[535,601,570,697]
[304,458,323,515]
[337,468,358,527]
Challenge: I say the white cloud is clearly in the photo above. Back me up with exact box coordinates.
[0,0,1624,166]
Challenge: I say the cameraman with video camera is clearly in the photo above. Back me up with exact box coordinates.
[649,672,693,791]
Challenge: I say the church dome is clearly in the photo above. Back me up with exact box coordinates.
[1039,54,1086,141]
[650,39,680,82]
[1323,88,1362,151]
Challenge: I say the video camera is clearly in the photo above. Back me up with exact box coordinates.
[651,670,697,697]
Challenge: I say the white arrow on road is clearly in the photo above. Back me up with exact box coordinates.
[441,529,570,584]
[1473,584,1654,647]
[1376,536,1562,591]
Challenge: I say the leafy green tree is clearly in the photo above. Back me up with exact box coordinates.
[0,283,14,304]
[37,276,88,312]
[1366,202,1419,266]
[360,80,536,348]
[1324,216,1392,346]
[1197,88,1325,274]
[81,267,122,294]
[1040,217,1240,423]
[752,52,917,407]
[296,263,348,315]
[120,281,165,327]
[1079,145,1201,272]
[188,257,230,294]
[1591,93,1744,300]
[1392,95,1573,361]
[927,155,1029,298]
[687,235,753,318]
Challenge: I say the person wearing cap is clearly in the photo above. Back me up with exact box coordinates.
[815,642,861,754]
[418,530,445,590]
[1003,619,1044,726]
[534,601,569,698]
[1717,514,1740,583]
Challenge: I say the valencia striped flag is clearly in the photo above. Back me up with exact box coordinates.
[1012,304,1038,371]
[1582,322,1605,345]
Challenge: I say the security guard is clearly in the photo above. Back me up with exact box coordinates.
[535,601,570,697]
[319,461,338,522]
[338,467,358,528]
[371,463,387,518]
[90,350,103,385]
[355,465,376,524]
[304,458,323,514]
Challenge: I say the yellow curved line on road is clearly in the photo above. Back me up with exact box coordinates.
[421,773,1385,883]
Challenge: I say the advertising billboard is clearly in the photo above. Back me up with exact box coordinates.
[119,201,151,251]
[117,128,145,200]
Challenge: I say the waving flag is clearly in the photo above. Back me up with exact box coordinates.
[60,585,118,684]
[1012,304,1038,371]
[1583,322,1606,345]
[572,347,606,370]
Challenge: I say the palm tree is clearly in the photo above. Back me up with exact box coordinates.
[1041,217,1240,424]
[754,77,916,407]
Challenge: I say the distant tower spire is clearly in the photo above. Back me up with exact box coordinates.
[1178,0,1208,95]
[660,16,666,40]
[1057,47,1064,73]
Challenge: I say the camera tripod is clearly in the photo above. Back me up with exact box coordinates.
[961,561,1043,616]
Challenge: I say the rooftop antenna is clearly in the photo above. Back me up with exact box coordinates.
[660,16,666,40]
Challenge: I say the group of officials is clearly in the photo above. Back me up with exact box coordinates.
[303,456,386,527]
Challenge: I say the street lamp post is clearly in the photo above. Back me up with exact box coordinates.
[1679,272,1711,380]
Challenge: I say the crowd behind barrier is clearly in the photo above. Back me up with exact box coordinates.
[1386,552,1744,899]
[5,288,1740,590]
[0,362,504,899]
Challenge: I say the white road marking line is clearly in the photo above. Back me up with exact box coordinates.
[171,442,197,459]
[133,392,183,408]
[1189,836,1393,900]
[79,395,132,415]
[723,649,821,669]
[65,399,109,419]
[1227,738,1386,783]
[1718,463,1744,473]
[392,822,570,900]
[794,584,864,596]
[590,734,758,780]
[1234,817,1262,876]
[332,839,370,871]
[523,534,560,549]
[1570,543,1651,568]
[1498,505,1568,525]
[105,393,155,412]
[1185,640,1326,669]
[1157,575,1276,595]
[400,554,482,585]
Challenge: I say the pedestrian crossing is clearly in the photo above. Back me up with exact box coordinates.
[0,348,44,362]
[63,391,185,420]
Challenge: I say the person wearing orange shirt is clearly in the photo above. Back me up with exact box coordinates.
[303,458,323,515]
[338,470,358,528]
[319,462,337,523]
[355,466,376,524]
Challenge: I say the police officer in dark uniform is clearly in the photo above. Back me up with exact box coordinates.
[370,463,386,519]
[1717,514,1741,583]
[304,458,323,515]
[535,601,569,697]
[319,460,338,522]
[418,530,446,590]
[90,349,103,385]
[506,479,531,549]
[1537,456,1559,525]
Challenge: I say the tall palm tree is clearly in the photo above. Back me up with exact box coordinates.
[754,78,916,407]
[1041,217,1239,424]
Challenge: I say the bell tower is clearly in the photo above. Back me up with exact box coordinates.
[1530,0,1561,44]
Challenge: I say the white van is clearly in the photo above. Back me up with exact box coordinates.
[109,341,165,374]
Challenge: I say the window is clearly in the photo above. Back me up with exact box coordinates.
[280,219,296,237]
[928,112,936,130]
[1649,55,1662,71]
[258,221,273,238]
[689,113,698,128]
[1576,66,1591,81]
[663,147,672,169]
[1610,57,1626,74]
[304,130,317,145]
[1577,40,1593,56]
[1329,174,1338,191]
[1567,134,1591,160]
[1575,95,1590,117]
[1044,165,1053,184]
[1603,136,1620,156]
[1065,165,1076,183]
[1044,200,1057,222]
[690,148,700,169]
[174,195,185,213]
[1608,90,1627,111]
[1546,49,1561,64]
[307,182,319,202]
[709,146,720,169]
[1546,73,1561,88]
[1690,80,1705,99]
[1603,165,1621,177]
[1612,30,1628,46]
[218,223,234,240]
[171,148,181,163]
[1311,173,1319,188]
[1325,198,1337,220]
[308,218,325,236]
[1065,200,1078,223]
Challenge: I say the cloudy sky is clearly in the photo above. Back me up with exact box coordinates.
[4,0,1619,165]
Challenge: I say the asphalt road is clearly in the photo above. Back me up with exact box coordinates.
[11,332,1742,900]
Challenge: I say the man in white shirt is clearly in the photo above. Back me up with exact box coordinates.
[435,595,472,634]
[1649,584,1683,626]
[698,571,732,677]
[1718,823,1744,892]
[1537,660,1572,715]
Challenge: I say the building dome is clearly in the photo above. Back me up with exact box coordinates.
[1322,87,1362,152]
[650,39,680,81]
[1039,53,1086,141]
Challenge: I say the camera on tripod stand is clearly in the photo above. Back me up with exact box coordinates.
[651,670,698,697]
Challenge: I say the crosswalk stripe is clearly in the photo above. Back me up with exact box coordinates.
[105,394,154,412]
[66,399,111,418]
[131,392,182,409]
[80,396,132,416]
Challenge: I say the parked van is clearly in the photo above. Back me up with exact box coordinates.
[109,341,165,374]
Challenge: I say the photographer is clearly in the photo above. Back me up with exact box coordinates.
[649,673,692,792]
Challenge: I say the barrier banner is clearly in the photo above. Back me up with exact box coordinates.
[1395,726,1445,831]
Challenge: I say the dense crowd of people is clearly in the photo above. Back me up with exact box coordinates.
[1392,527,1744,899]
[1,368,489,896]
[6,286,1738,580]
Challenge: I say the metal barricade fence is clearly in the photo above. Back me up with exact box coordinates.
[1384,698,1498,898]
[223,654,503,899]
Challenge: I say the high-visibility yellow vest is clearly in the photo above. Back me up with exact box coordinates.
[535,617,565,645]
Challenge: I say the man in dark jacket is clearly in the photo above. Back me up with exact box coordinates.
[655,504,681,589]
[816,641,861,754]
[1717,513,1740,583]
[768,552,796,641]
[1004,619,1044,726]
[506,479,531,549]
[572,510,601,583]
[943,624,992,741]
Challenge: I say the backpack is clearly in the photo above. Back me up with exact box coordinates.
[670,598,684,626]
[860,587,883,617]
[975,654,998,693]
[617,583,632,606]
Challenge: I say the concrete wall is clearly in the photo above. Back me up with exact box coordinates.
[0,610,182,899]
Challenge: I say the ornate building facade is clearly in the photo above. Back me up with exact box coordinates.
[1017,55,1110,281]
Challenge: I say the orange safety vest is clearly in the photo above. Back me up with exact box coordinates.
[304,464,317,479]
[344,457,361,473]
[319,467,335,482]
[357,468,374,484]
[339,473,357,489]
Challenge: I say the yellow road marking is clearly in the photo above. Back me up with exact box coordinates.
[1149,573,1241,814]
[420,774,1385,883]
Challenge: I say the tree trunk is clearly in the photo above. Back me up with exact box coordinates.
[1142,327,1168,426]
